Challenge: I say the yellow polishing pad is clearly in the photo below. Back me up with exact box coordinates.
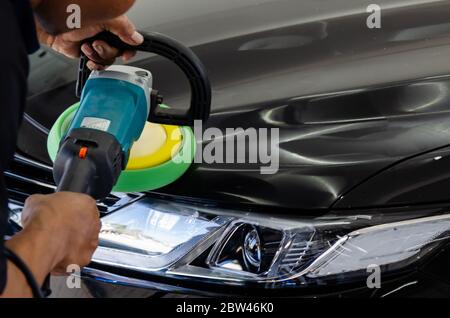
[126,122,183,170]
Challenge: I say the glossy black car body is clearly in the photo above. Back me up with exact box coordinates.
[6,0,450,297]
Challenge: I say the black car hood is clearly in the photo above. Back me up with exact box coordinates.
[20,1,450,210]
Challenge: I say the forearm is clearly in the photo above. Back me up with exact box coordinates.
[32,0,135,35]
[2,260,33,297]
[0,228,64,298]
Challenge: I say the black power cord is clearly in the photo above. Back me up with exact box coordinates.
[3,247,44,298]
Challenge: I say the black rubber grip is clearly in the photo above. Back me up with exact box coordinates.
[54,129,124,200]
[56,157,93,194]
[77,31,211,126]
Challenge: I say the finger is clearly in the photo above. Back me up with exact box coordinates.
[81,43,98,61]
[90,238,99,251]
[51,37,81,59]
[87,60,106,71]
[92,40,121,62]
[82,43,115,66]
[122,50,136,62]
[104,15,143,46]
[21,212,30,225]
[22,195,42,220]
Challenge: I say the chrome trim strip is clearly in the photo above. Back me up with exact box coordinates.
[14,153,53,171]
[81,267,216,296]
[4,171,56,190]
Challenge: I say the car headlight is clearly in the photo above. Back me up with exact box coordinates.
[93,198,450,289]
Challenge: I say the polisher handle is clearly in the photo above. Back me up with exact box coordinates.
[76,31,212,126]
[55,158,93,194]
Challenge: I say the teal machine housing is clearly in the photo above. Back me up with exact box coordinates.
[52,30,212,201]
[68,65,152,162]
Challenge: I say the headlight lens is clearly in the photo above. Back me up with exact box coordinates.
[207,223,283,275]
[95,202,231,271]
[92,198,450,289]
[243,227,262,270]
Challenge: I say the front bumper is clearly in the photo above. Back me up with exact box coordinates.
[49,254,450,298]
[6,154,450,298]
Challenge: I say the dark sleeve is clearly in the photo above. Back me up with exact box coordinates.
[0,0,35,294]
[0,180,9,293]
[11,0,40,55]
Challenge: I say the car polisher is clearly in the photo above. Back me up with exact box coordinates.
[48,31,211,200]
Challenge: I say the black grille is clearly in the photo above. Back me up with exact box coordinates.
[5,153,142,214]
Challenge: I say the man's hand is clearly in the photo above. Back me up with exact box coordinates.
[21,193,101,273]
[36,15,143,70]
[2,193,100,297]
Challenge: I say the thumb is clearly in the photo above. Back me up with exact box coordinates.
[104,15,143,46]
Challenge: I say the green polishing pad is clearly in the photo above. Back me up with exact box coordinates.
[47,103,196,193]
